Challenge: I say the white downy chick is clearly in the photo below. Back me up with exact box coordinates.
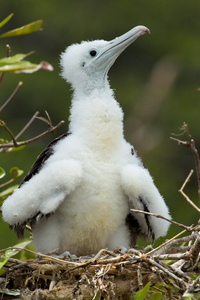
[2,26,171,256]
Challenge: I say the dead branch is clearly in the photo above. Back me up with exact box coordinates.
[171,123,200,202]
[15,111,39,140]
[0,44,10,85]
[0,81,23,112]
[146,229,187,256]
[178,169,200,213]
[131,209,193,231]
[0,113,64,151]
[152,232,199,255]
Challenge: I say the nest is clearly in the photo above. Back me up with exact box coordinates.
[0,229,200,300]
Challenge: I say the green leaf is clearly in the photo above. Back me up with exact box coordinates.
[0,53,32,65]
[11,145,26,151]
[183,293,196,300]
[0,20,43,38]
[148,292,163,300]
[0,52,53,73]
[0,167,6,179]
[134,282,151,300]
[0,241,31,274]
[9,167,24,180]
[0,138,9,144]
[0,184,18,200]
[0,13,14,29]
[0,58,53,74]
[4,241,32,258]
[0,289,20,296]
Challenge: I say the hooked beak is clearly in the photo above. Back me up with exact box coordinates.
[96,25,150,74]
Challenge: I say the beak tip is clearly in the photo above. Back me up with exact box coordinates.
[146,28,151,35]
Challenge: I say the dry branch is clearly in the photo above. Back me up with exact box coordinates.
[0,81,23,112]
[171,123,200,202]
[0,112,64,151]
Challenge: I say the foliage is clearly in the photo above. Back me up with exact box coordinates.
[133,282,151,299]
[0,14,52,74]
[0,240,31,275]
[0,14,57,206]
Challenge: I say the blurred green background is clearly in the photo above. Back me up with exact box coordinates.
[1,0,200,249]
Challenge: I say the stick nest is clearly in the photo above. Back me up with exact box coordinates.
[1,229,200,300]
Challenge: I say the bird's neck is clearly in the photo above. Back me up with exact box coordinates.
[69,85,124,155]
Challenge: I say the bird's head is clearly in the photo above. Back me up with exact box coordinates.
[60,26,150,95]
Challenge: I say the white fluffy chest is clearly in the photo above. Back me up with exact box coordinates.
[57,161,128,254]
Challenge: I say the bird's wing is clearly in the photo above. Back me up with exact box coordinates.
[20,133,69,186]
[121,163,171,245]
[2,132,83,238]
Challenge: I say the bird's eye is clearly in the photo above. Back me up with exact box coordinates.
[89,49,97,57]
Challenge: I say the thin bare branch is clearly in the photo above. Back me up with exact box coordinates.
[0,119,64,150]
[0,81,23,112]
[130,209,193,231]
[171,124,200,202]
[0,177,15,189]
[170,136,189,147]
[146,229,187,256]
[15,111,39,140]
[0,120,18,146]
[179,169,200,213]
[145,256,187,288]
[36,110,52,125]
[0,45,11,85]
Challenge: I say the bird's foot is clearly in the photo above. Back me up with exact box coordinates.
[119,246,128,253]
[58,251,78,260]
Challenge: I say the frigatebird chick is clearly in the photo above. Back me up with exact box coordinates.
[2,26,171,256]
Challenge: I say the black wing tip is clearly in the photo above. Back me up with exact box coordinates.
[139,197,155,242]
[9,212,53,239]
[9,223,25,239]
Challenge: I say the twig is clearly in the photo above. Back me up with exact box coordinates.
[0,120,64,149]
[0,246,79,266]
[0,120,18,146]
[179,169,200,213]
[188,233,200,266]
[0,45,10,85]
[170,136,189,147]
[146,229,187,256]
[153,252,189,261]
[184,275,200,294]
[144,257,187,288]
[0,177,15,189]
[184,124,200,198]
[171,123,200,202]
[152,232,199,255]
[15,111,39,140]
[0,81,23,112]
[137,263,143,289]
[130,209,193,231]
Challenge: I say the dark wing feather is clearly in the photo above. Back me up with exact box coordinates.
[125,213,140,247]
[126,196,155,246]
[20,133,69,186]
[139,197,155,242]
[13,132,70,238]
